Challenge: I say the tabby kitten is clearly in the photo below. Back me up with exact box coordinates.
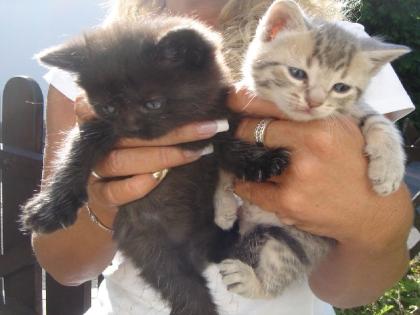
[21,17,289,315]
[217,0,410,299]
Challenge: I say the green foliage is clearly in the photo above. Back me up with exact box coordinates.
[335,257,420,315]
[350,0,420,128]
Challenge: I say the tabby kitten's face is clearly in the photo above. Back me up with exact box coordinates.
[244,0,409,121]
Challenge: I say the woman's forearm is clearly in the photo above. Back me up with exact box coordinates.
[309,241,409,308]
[32,206,117,286]
[309,186,414,308]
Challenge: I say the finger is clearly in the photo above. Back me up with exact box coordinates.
[234,181,280,214]
[116,119,229,148]
[235,118,304,150]
[94,145,212,178]
[234,180,297,225]
[227,86,287,119]
[74,94,96,124]
[89,174,160,207]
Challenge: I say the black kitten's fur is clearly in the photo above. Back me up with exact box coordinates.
[21,16,288,315]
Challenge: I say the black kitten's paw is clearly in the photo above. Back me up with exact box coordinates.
[243,148,289,182]
[21,191,84,234]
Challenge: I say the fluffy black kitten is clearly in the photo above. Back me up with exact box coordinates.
[21,16,288,315]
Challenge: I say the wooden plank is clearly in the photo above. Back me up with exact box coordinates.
[0,245,36,277]
[1,77,44,315]
[1,76,94,315]
[0,146,43,177]
[46,275,91,315]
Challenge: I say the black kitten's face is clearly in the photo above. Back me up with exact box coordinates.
[39,21,230,139]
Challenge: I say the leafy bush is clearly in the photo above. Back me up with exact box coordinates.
[350,0,420,127]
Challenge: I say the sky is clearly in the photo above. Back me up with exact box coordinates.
[0,0,107,103]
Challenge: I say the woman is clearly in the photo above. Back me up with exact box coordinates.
[34,0,414,314]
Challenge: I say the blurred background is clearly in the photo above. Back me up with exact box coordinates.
[0,0,107,99]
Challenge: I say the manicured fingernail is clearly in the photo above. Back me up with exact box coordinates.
[201,144,214,156]
[184,144,214,159]
[197,120,229,137]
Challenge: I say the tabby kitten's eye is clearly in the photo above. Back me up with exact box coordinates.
[332,83,351,93]
[143,98,166,111]
[288,67,307,80]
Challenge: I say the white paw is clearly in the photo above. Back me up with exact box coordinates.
[219,259,267,299]
[215,210,237,230]
[214,192,238,230]
[365,144,405,195]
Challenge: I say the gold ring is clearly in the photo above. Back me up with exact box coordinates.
[254,119,273,145]
[152,168,169,182]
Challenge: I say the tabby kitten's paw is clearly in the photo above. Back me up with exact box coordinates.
[219,259,271,299]
[21,191,84,233]
[365,143,405,195]
[243,148,289,182]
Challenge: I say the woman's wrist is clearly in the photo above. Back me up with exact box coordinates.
[341,185,413,256]
[84,202,118,232]
[85,204,114,233]
[309,185,413,307]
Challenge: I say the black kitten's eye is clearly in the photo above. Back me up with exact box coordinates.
[288,67,307,80]
[332,83,351,93]
[143,98,166,111]
[102,105,116,115]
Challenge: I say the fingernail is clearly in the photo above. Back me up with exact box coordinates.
[201,144,214,156]
[184,144,214,159]
[197,120,229,137]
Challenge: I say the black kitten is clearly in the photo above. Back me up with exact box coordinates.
[21,16,288,315]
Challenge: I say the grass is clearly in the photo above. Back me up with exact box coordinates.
[335,256,420,315]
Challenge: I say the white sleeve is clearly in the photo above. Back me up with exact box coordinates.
[337,21,415,122]
[43,68,82,102]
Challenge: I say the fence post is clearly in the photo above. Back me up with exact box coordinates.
[1,76,93,315]
[0,76,44,314]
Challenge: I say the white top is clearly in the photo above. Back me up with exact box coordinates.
[44,21,416,315]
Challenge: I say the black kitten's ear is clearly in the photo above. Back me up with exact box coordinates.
[36,37,88,74]
[157,28,213,68]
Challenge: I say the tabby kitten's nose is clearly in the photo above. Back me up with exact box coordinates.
[306,87,326,108]
[307,99,322,108]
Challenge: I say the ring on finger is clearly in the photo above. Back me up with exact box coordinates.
[152,168,169,182]
[254,118,273,146]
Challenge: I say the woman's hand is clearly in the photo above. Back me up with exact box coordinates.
[75,95,223,228]
[228,87,413,307]
[33,87,225,286]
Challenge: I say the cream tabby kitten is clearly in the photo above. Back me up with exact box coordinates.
[216,0,410,299]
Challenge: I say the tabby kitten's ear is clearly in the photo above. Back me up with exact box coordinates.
[257,0,308,42]
[360,38,411,75]
[157,28,213,69]
[36,37,88,74]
